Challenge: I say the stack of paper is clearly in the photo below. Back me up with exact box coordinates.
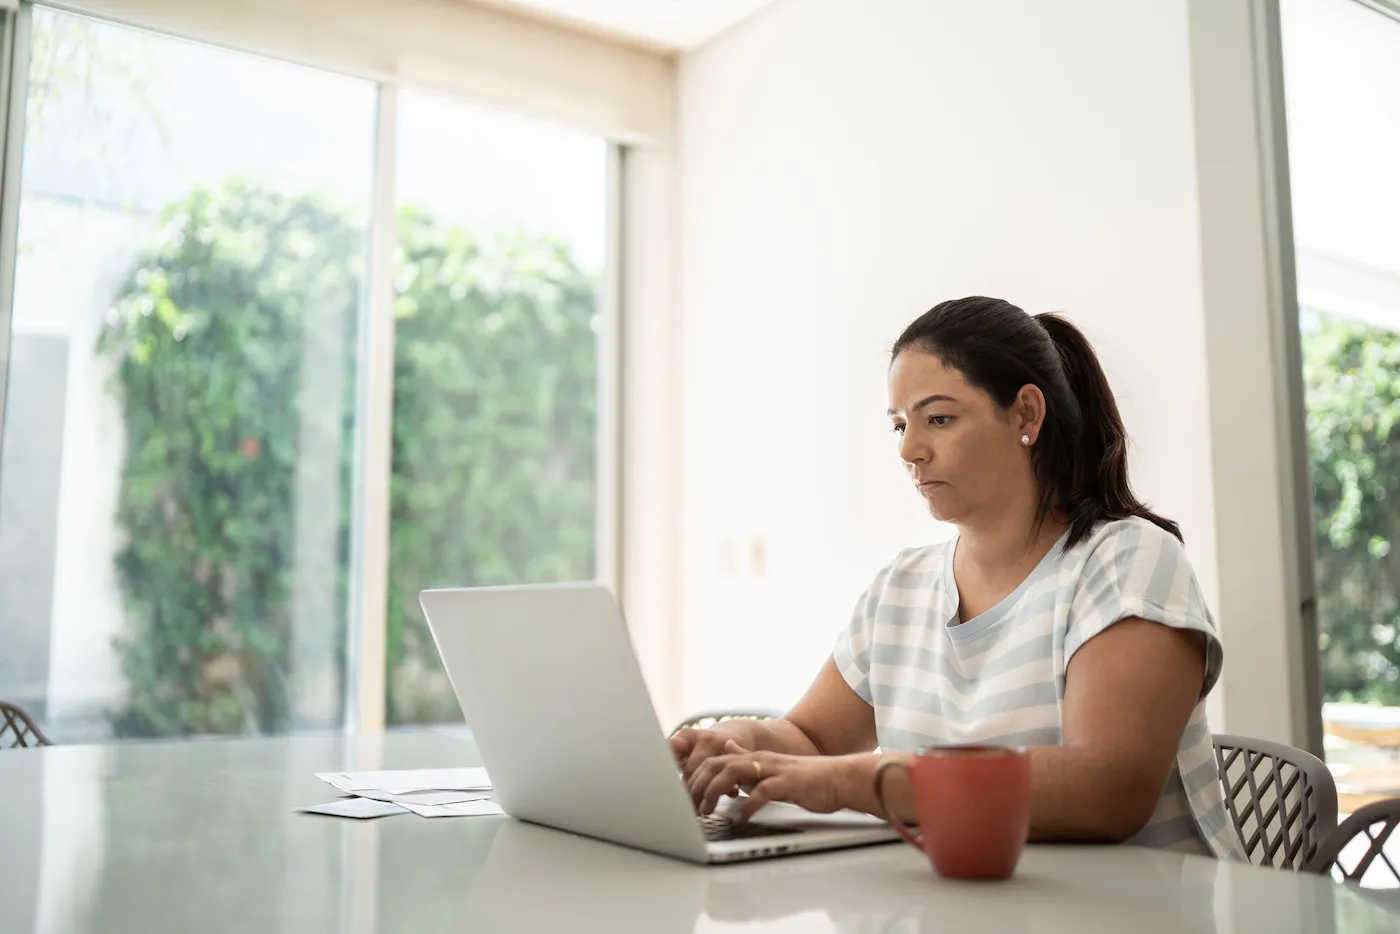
[304,768,504,819]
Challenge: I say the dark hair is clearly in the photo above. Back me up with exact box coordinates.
[891,296,1180,548]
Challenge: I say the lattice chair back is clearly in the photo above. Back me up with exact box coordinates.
[1214,733,1338,869]
[1,702,52,748]
[1304,797,1400,890]
[672,708,782,735]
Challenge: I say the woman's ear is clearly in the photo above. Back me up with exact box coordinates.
[1016,384,1047,444]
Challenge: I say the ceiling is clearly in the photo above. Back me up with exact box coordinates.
[476,0,783,51]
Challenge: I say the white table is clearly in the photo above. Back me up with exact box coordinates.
[0,729,1395,933]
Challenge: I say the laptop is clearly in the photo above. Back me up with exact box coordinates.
[419,582,899,864]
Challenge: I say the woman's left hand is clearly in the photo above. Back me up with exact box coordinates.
[689,740,852,821]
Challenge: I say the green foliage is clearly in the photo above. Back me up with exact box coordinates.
[99,182,362,736]
[101,181,596,736]
[1303,312,1400,705]
[385,208,597,723]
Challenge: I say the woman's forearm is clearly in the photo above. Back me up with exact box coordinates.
[1017,747,1158,842]
[834,753,916,821]
[711,717,823,757]
[834,748,1159,842]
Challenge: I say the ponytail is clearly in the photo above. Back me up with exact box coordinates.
[1033,313,1180,546]
[891,297,1180,548]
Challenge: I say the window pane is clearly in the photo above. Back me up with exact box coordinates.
[0,8,376,740]
[387,92,606,724]
[1281,0,1400,795]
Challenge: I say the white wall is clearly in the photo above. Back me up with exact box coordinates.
[620,144,682,729]
[675,0,1247,722]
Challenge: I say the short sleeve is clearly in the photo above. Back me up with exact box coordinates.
[831,563,895,705]
[1064,521,1223,699]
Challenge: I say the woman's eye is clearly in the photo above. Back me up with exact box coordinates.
[929,415,953,427]
[891,423,906,435]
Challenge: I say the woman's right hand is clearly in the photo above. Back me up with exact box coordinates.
[669,727,752,781]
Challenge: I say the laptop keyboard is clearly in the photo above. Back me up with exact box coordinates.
[697,811,802,842]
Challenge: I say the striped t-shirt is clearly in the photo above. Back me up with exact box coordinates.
[832,517,1241,858]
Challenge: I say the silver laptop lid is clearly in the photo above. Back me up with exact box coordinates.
[420,583,709,863]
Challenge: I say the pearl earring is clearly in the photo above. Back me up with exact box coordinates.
[1021,435,1031,446]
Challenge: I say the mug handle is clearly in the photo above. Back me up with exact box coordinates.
[871,756,923,852]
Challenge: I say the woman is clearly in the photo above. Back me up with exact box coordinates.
[671,296,1239,857]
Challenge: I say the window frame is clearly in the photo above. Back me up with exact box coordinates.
[0,0,625,737]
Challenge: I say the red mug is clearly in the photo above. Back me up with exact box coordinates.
[872,746,1031,880]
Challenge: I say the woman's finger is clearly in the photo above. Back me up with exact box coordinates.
[736,776,786,823]
[685,754,714,800]
[687,752,733,804]
[700,757,764,815]
[682,734,726,779]
[669,731,695,762]
[681,745,708,779]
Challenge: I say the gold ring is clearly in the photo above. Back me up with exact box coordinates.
[752,761,762,780]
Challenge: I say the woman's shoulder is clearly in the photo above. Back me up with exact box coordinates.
[1069,515,1191,563]
[869,539,952,593]
[887,539,951,572]
[1062,516,1203,607]
[1061,518,1218,644]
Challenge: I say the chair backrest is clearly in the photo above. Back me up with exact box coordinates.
[1304,797,1400,888]
[671,708,782,735]
[1,702,52,748]
[1214,733,1338,869]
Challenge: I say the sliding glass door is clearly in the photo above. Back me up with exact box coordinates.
[385,92,607,725]
[0,4,614,741]
[0,6,376,741]
[1280,0,1400,806]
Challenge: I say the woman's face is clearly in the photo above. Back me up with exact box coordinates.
[887,348,1040,525]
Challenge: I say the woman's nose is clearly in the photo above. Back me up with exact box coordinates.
[900,430,928,464]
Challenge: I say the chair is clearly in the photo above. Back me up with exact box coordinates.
[671,707,782,736]
[1304,797,1400,889]
[1214,733,1338,869]
[1,701,52,748]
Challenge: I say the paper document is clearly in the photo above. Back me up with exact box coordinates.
[309,767,500,819]
[355,789,494,807]
[401,799,504,818]
[298,798,407,820]
[316,767,492,796]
